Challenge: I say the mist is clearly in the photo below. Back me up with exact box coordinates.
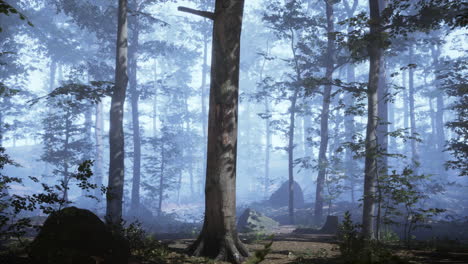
[1,0,467,263]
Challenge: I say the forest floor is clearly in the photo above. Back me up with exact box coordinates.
[156,225,468,264]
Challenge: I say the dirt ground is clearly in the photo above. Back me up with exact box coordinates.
[160,225,468,264]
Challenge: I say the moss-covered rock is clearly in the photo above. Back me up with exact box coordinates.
[28,206,129,264]
[269,181,304,208]
[237,208,279,233]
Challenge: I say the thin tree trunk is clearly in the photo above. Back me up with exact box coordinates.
[402,69,410,159]
[106,0,128,226]
[431,45,446,179]
[94,101,104,204]
[362,0,382,240]
[288,88,298,225]
[63,111,71,202]
[158,143,164,216]
[314,0,335,225]
[152,59,158,137]
[408,46,419,171]
[180,1,248,262]
[129,10,141,214]
[344,63,356,204]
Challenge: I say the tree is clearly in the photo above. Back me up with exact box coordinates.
[314,0,337,225]
[107,0,128,227]
[362,0,383,240]
[178,0,248,262]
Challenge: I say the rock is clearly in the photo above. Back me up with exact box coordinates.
[269,180,304,208]
[293,215,339,234]
[237,208,279,233]
[29,206,129,264]
[320,215,338,234]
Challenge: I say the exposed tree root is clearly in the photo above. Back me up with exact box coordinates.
[187,233,249,264]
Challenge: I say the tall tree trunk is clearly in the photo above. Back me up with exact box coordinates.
[180,1,248,262]
[184,94,195,196]
[314,0,334,225]
[343,0,358,204]
[288,88,298,225]
[408,46,419,171]
[152,59,158,137]
[200,31,209,195]
[106,0,128,226]
[431,45,446,179]
[362,0,382,240]
[260,39,271,200]
[63,111,71,202]
[402,69,410,156]
[94,101,104,204]
[158,143,164,216]
[344,63,356,204]
[129,10,141,215]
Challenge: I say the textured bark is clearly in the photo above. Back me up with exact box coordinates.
[129,7,141,214]
[314,0,335,225]
[362,0,382,240]
[106,0,128,226]
[184,1,248,262]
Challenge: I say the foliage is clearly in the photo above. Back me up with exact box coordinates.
[0,0,33,32]
[438,58,468,176]
[337,212,407,264]
[0,156,104,246]
[122,221,168,262]
[376,167,445,246]
[245,237,273,264]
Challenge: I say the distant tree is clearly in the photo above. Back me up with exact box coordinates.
[439,58,467,177]
[263,0,321,224]
[143,126,181,216]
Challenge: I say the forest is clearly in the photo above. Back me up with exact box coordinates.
[0,0,467,263]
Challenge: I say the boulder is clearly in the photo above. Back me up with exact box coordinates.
[29,206,129,264]
[269,180,304,208]
[237,208,279,233]
[294,215,339,234]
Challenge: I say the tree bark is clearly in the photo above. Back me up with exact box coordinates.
[362,0,382,240]
[106,0,128,226]
[314,0,335,225]
[183,1,248,262]
[129,5,141,214]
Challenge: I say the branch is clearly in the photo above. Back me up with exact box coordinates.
[177,6,215,20]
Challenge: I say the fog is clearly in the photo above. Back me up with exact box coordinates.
[1,0,467,263]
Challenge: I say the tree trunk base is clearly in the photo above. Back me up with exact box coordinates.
[187,233,249,264]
